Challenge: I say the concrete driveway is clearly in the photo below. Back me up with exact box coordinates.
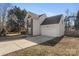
[0,35,54,56]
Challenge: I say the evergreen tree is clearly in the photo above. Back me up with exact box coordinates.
[7,6,27,32]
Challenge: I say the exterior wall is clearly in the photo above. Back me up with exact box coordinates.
[24,12,39,30]
[59,16,65,36]
[25,13,47,36]
[33,19,40,36]
[41,24,60,37]
[24,12,40,36]
[24,14,29,30]
[39,14,47,35]
[27,18,33,35]
[41,16,65,37]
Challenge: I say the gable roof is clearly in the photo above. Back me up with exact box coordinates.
[41,14,63,25]
[39,14,45,17]
[27,11,39,19]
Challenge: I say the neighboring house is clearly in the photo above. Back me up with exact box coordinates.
[24,12,65,37]
[64,16,76,27]
[64,16,76,31]
[68,16,76,27]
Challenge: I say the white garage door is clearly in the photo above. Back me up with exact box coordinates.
[41,24,60,37]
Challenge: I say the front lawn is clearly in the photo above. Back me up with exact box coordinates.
[5,36,79,56]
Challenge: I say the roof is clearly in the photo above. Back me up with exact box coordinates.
[27,11,39,19]
[28,11,38,16]
[41,14,63,25]
[39,14,45,17]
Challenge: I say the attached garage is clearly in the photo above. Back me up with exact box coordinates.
[41,15,65,37]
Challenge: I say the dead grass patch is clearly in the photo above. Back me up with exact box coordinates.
[5,36,79,56]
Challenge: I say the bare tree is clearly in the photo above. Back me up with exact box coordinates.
[65,9,70,31]
[0,3,12,36]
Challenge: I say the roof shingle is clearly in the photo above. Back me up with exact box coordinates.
[41,14,63,25]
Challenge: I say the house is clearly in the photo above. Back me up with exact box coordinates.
[64,16,76,27]
[24,12,65,37]
[64,16,76,31]
[24,12,47,36]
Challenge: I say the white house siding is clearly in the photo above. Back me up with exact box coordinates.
[59,16,65,36]
[26,18,32,35]
[32,14,47,36]
[41,24,60,37]
[33,19,40,36]
[39,14,47,35]
[24,12,39,30]
[28,28,31,35]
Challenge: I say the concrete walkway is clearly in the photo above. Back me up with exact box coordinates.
[0,36,54,56]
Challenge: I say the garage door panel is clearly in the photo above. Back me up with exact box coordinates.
[41,25,59,37]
